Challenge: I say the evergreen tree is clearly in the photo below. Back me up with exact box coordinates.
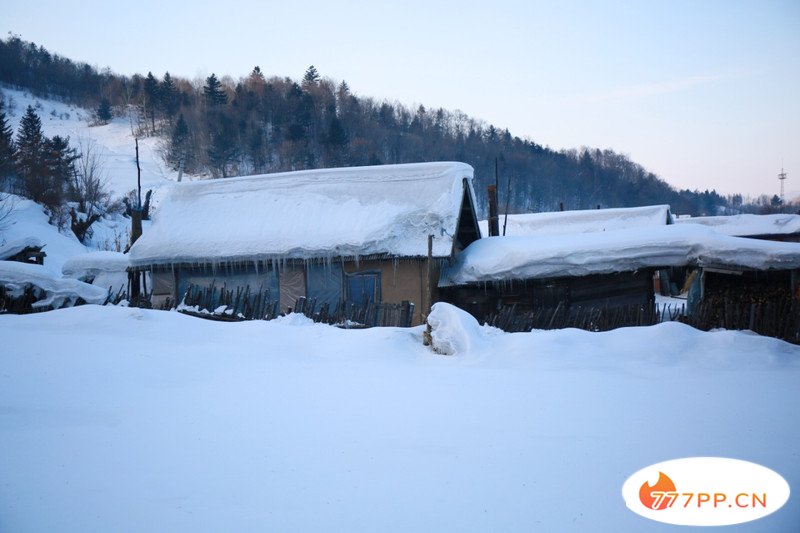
[44,135,78,188]
[207,115,238,177]
[0,100,16,183]
[301,65,320,88]
[203,73,228,106]
[169,113,190,168]
[96,97,112,123]
[15,105,47,200]
[143,71,160,132]
[249,66,265,81]
[159,72,179,121]
[15,106,75,212]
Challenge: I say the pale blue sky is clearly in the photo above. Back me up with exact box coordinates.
[5,0,799,198]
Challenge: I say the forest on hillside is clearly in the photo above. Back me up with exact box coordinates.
[0,35,784,217]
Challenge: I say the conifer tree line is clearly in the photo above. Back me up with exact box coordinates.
[0,35,748,216]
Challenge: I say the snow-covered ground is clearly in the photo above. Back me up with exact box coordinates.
[1,303,798,532]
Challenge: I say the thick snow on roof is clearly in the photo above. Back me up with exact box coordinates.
[674,213,800,237]
[62,251,129,278]
[478,205,671,237]
[129,162,474,267]
[0,261,108,308]
[440,223,800,286]
[0,236,43,260]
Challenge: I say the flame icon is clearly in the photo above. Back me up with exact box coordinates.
[639,471,677,510]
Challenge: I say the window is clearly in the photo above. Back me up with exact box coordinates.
[346,271,381,306]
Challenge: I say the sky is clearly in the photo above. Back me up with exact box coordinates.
[4,0,799,198]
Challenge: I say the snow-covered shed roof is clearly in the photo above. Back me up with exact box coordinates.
[674,213,800,237]
[62,251,129,278]
[478,205,672,238]
[129,162,476,268]
[0,237,43,261]
[440,224,800,286]
[0,260,108,308]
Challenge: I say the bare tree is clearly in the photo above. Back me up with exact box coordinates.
[70,137,113,243]
[0,192,18,235]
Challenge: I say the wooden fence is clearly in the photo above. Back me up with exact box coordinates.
[684,297,800,344]
[484,302,660,333]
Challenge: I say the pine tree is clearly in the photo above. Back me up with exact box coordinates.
[0,100,16,183]
[159,72,179,121]
[249,66,265,82]
[203,74,228,106]
[16,106,74,212]
[15,105,46,189]
[44,135,78,188]
[143,71,160,132]
[96,97,112,123]
[207,112,240,178]
[301,65,320,88]
[169,113,190,168]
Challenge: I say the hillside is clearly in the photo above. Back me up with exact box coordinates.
[0,36,727,216]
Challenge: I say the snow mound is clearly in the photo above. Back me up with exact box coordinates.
[427,302,501,355]
[0,261,108,308]
[271,312,317,326]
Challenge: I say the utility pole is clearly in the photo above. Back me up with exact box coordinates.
[135,137,142,209]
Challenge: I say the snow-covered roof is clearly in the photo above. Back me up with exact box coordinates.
[440,224,800,286]
[0,260,108,308]
[129,162,475,267]
[478,205,672,237]
[62,251,129,278]
[674,213,800,237]
[0,237,43,261]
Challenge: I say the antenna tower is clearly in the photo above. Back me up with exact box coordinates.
[779,166,787,207]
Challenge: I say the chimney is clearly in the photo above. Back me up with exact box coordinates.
[487,185,499,237]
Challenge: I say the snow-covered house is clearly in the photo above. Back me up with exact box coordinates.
[439,224,800,332]
[674,213,800,242]
[128,162,481,325]
[478,204,673,237]
[0,237,46,265]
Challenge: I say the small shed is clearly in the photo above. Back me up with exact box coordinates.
[0,237,46,265]
[128,162,481,325]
